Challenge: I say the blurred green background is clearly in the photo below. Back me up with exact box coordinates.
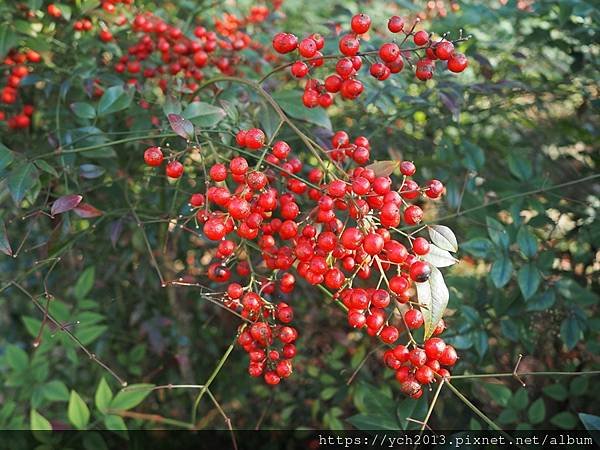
[0,0,598,434]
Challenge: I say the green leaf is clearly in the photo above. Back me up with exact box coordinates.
[579,413,600,432]
[528,398,545,424]
[509,389,529,411]
[423,244,458,267]
[556,278,598,306]
[182,101,226,127]
[258,104,281,137]
[0,26,18,59]
[71,102,96,119]
[97,85,133,116]
[428,225,458,252]
[516,227,538,258]
[0,143,15,171]
[550,411,577,429]
[507,154,532,181]
[570,376,588,396]
[95,377,113,413]
[461,237,494,258]
[104,414,127,431]
[68,390,90,430]
[109,384,154,411]
[5,345,28,371]
[483,383,512,407]
[76,325,107,345]
[526,289,556,311]
[30,409,52,431]
[8,162,39,205]
[543,384,568,401]
[490,256,513,288]
[34,160,59,177]
[415,265,449,339]
[517,263,541,299]
[162,95,181,116]
[560,316,584,350]
[486,217,509,249]
[43,380,69,402]
[74,266,95,300]
[320,387,337,400]
[272,91,332,130]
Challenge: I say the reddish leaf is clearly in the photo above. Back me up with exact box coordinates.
[0,221,12,256]
[168,114,194,139]
[366,160,399,177]
[73,203,103,218]
[51,194,83,216]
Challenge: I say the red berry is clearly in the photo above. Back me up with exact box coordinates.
[415,365,434,384]
[400,161,416,176]
[405,309,424,329]
[424,337,447,360]
[412,237,430,255]
[439,345,458,366]
[166,161,184,178]
[435,41,455,60]
[379,43,400,63]
[245,128,266,150]
[298,38,317,58]
[351,14,371,34]
[291,61,309,78]
[388,16,405,33]
[448,53,468,73]
[379,325,399,344]
[339,34,360,56]
[413,30,430,46]
[409,261,431,282]
[144,146,164,167]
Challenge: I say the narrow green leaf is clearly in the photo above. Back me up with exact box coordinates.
[543,384,568,401]
[74,266,95,300]
[272,91,332,130]
[560,316,584,350]
[182,101,226,127]
[97,85,133,116]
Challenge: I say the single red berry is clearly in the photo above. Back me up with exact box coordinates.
[298,38,318,58]
[144,146,163,167]
[380,325,400,344]
[379,42,400,63]
[415,365,435,384]
[435,41,455,60]
[339,34,360,56]
[388,16,405,33]
[409,261,431,282]
[405,309,424,329]
[412,237,430,255]
[291,61,309,78]
[351,14,371,34]
[400,161,416,176]
[404,205,423,225]
[448,53,468,73]
[166,161,184,178]
[413,30,430,46]
[439,345,458,366]
[245,128,266,150]
[409,348,427,367]
[424,337,447,360]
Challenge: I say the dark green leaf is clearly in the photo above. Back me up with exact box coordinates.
[526,289,556,311]
[182,101,226,127]
[0,143,15,171]
[516,227,538,258]
[8,163,39,205]
[43,380,69,402]
[486,217,509,249]
[74,266,95,300]
[347,413,399,430]
[0,221,12,256]
[272,91,332,130]
[71,102,96,119]
[490,256,513,288]
[550,411,577,429]
[517,263,541,299]
[97,86,133,116]
[560,316,584,350]
[483,384,512,407]
[461,237,494,258]
[528,398,545,424]
[543,384,568,401]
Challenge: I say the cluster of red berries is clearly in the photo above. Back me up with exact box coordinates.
[111,9,274,91]
[272,13,469,108]
[142,121,455,391]
[0,49,41,130]
[237,306,298,385]
[48,0,133,19]
[384,332,458,399]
